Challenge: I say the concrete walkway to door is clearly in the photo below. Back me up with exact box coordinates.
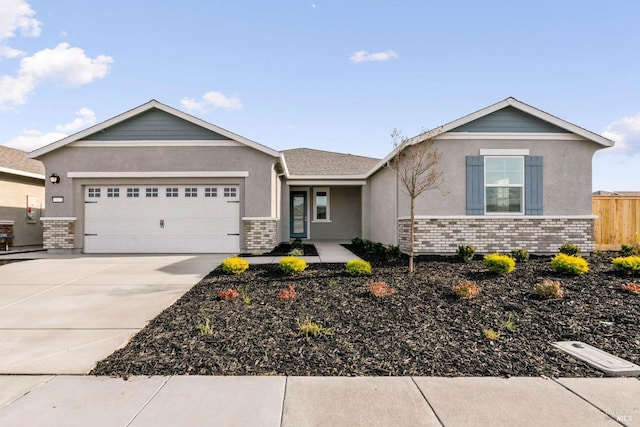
[0,254,226,374]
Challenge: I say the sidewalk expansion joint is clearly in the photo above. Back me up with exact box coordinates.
[410,377,445,427]
[124,375,171,427]
[550,377,626,426]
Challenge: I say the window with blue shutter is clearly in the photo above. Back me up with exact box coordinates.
[466,155,543,215]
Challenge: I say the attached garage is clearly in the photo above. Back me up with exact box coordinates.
[84,184,240,253]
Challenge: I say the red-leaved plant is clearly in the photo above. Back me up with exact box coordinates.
[369,281,395,298]
[621,283,640,295]
[452,280,481,300]
[277,284,297,301]
[218,289,239,300]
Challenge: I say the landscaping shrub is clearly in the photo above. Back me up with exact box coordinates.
[218,289,239,300]
[559,242,580,256]
[456,244,476,262]
[534,279,564,299]
[612,256,640,273]
[386,245,402,262]
[288,247,304,256]
[483,328,500,340]
[345,259,372,276]
[510,248,530,263]
[297,316,331,337]
[279,257,307,275]
[369,281,395,298]
[551,253,589,275]
[621,283,640,295]
[292,238,304,250]
[221,256,249,275]
[452,280,480,299]
[620,244,638,257]
[483,253,515,274]
[277,284,297,301]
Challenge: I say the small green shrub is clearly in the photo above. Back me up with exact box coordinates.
[534,279,564,299]
[452,280,481,299]
[386,245,402,261]
[292,238,304,250]
[288,247,304,256]
[279,256,308,275]
[196,317,213,336]
[483,328,501,340]
[345,259,372,276]
[456,244,476,262]
[620,245,638,257]
[298,316,332,337]
[238,285,252,305]
[612,256,640,273]
[501,315,518,332]
[510,248,530,263]
[559,242,581,256]
[551,253,589,275]
[221,256,249,275]
[483,253,515,274]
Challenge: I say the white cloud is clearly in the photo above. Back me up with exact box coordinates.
[602,112,640,155]
[350,50,399,63]
[0,0,41,58]
[4,107,96,151]
[180,91,243,113]
[0,42,113,108]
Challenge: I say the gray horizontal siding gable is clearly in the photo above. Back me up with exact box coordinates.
[451,106,569,133]
[83,109,231,141]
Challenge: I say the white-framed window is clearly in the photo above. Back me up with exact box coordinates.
[223,187,237,198]
[313,187,330,221]
[145,188,158,198]
[88,188,101,198]
[205,187,217,197]
[484,157,524,214]
[107,188,119,198]
[126,188,140,198]
[166,187,179,198]
[185,187,198,197]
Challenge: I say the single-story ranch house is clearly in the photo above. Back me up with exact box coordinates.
[0,146,45,248]
[29,97,613,254]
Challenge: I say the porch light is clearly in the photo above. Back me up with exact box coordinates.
[50,173,60,184]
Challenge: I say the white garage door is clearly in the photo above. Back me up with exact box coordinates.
[84,185,240,253]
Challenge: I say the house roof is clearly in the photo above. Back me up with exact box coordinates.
[367,97,615,177]
[281,148,379,178]
[0,145,45,180]
[593,191,640,196]
[29,100,281,159]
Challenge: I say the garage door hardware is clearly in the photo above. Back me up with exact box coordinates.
[228,233,240,236]
[84,233,98,236]
[85,201,98,204]
[227,200,240,203]
[160,219,165,229]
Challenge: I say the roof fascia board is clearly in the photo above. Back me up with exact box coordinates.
[67,171,249,178]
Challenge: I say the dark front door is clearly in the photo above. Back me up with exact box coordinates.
[290,192,307,238]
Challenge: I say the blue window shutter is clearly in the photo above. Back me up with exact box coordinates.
[525,156,543,215]
[466,156,484,215]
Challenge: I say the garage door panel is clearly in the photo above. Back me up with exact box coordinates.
[84,185,240,253]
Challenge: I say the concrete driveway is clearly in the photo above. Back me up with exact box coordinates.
[0,254,225,374]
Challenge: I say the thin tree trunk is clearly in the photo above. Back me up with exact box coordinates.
[409,195,415,273]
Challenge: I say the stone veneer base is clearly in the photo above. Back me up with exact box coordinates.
[243,218,277,252]
[398,216,595,254]
[41,217,76,250]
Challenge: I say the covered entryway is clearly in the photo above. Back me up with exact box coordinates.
[84,185,240,253]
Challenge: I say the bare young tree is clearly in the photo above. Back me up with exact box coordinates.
[389,128,444,272]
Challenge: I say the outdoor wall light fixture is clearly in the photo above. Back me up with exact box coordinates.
[49,173,60,184]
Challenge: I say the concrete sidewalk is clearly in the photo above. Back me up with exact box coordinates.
[249,240,359,264]
[0,375,638,426]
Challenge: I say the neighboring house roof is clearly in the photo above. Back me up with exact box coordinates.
[281,148,379,178]
[28,99,280,159]
[0,145,45,180]
[367,97,615,177]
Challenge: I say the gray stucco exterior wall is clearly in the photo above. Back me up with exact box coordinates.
[309,186,362,240]
[0,173,44,246]
[38,144,277,251]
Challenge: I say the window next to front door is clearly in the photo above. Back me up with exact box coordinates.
[313,187,330,222]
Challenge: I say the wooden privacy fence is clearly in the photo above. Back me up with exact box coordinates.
[592,195,640,251]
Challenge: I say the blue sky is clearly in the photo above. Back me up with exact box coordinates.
[1,0,638,191]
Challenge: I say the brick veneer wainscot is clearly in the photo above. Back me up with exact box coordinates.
[398,217,595,254]
[42,218,75,250]
[243,218,277,252]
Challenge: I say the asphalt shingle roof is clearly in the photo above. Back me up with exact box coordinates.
[282,148,379,176]
[0,146,45,176]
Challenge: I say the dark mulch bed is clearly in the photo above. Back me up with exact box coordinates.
[91,253,640,378]
[241,242,318,257]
